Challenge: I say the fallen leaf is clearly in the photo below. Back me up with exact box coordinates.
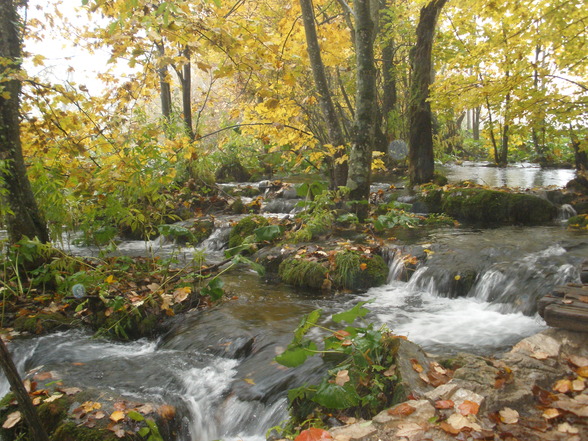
[244,378,255,385]
[576,366,588,377]
[411,359,424,373]
[147,283,161,292]
[82,401,102,412]
[294,427,332,441]
[396,422,425,437]
[113,401,127,411]
[542,408,561,420]
[135,404,154,414]
[458,400,480,416]
[2,411,21,429]
[333,330,351,340]
[335,370,350,387]
[531,351,550,360]
[59,387,82,396]
[435,400,455,409]
[94,411,106,419]
[569,355,588,368]
[44,393,64,403]
[110,410,125,422]
[419,371,430,384]
[447,412,482,431]
[553,395,588,417]
[557,422,579,434]
[388,402,416,416]
[499,407,519,424]
[32,396,42,406]
[359,263,368,271]
[578,295,588,303]
[572,378,585,392]
[173,286,191,303]
[383,365,397,377]
[553,379,573,393]
[34,372,53,381]
[107,424,126,438]
[158,404,176,420]
[105,275,116,284]
[440,421,460,435]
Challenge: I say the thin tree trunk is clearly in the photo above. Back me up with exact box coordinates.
[0,0,49,244]
[0,338,50,441]
[156,41,172,123]
[181,46,194,140]
[347,0,377,219]
[472,106,480,140]
[299,0,348,187]
[407,0,448,184]
[499,89,511,166]
[570,127,588,172]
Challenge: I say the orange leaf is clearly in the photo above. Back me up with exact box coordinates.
[440,421,460,435]
[458,400,480,416]
[553,379,572,393]
[576,366,588,377]
[411,359,424,373]
[294,428,332,441]
[359,263,368,271]
[158,404,176,420]
[435,400,455,409]
[333,330,351,340]
[388,402,416,416]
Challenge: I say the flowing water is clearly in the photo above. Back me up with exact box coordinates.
[1,165,587,441]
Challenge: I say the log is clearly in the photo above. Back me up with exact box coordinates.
[543,304,588,333]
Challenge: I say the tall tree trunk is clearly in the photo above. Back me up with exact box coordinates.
[347,0,377,219]
[299,0,348,188]
[407,0,447,184]
[156,41,172,123]
[0,338,50,441]
[472,106,480,140]
[570,128,588,173]
[499,89,511,166]
[181,46,194,140]
[0,0,49,244]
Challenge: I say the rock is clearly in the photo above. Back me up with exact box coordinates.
[228,215,269,249]
[329,421,378,441]
[395,339,434,400]
[372,400,435,429]
[450,388,485,409]
[423,383,460,402]
[262,199,299,214]
[388,140,408,161]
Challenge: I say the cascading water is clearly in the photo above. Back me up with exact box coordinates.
[2,167,587,441]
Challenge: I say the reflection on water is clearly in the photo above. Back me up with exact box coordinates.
[438,162,576,188]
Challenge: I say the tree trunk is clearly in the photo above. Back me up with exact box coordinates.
[570,128,588,173]
[0,0,49,244]
[181,46,194,140]
[0,337,50,441]
[499,89,511,166]
[156,41,172,123]
[407,0,447,185]
[347,0,377,219]
[299,0,348,188]
[472,106,480,140]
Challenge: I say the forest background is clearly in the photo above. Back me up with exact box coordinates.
[0,0,587,244]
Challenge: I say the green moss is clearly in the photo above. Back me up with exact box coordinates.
[278,258,328,290]
[230,197,246,214]
[13,312,75,335]
[435,188,557,225]
[228,215,269,248]
[332,251,389,291]
[190,220,214,244]
[52,422,132,441]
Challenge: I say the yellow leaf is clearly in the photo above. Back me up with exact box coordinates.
[105,275,116,284]
[44,393,64,403]
[110,410,125,422]
[244,378,255,385]
[173,286,191,303]
[335,154,349,165]
[359,263,368,271]
[82,401,102,412]
[454,275,461,281]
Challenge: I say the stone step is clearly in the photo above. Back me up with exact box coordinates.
[538,283,588,333]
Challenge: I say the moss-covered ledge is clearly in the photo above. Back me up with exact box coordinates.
[419,185,558,225]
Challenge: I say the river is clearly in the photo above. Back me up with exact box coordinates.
[1,164,586,441]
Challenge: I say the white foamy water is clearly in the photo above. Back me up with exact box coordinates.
[360,281,546,354]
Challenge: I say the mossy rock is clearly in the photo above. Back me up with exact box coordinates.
[421,187,557,225]
[228,215,269,248]
[13,312,76,335]
[190,219,215,244]
[215,161,251,183]
[333,251,389,290]
[278,257,328,290]
[230,197,247,214]
[567,214,588,230]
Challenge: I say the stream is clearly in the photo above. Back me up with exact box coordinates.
[1,164,587,441]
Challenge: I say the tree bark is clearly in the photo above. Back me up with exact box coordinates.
[570,128,588,173]
[407,0,447,184]
[155,41,172,123]
[347,0,377,219]
[181,46,194,140]
[0,337,50,441]
[0,0,49,244]
[299,0,348,187]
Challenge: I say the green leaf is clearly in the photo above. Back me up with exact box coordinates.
[127,410,144,422]
[332,302,370,324]
[138,427,150,437]
[201,277,224,301]
[231,254,265,276]
[224,243,254,258]
[274,340,317,368]
[312,380,360,409]
[253,225,282,242]
[210,0,221,6]
[293,309,322,343]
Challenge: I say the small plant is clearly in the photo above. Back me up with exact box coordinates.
[373,209,420,231]
[275,302,401,432]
